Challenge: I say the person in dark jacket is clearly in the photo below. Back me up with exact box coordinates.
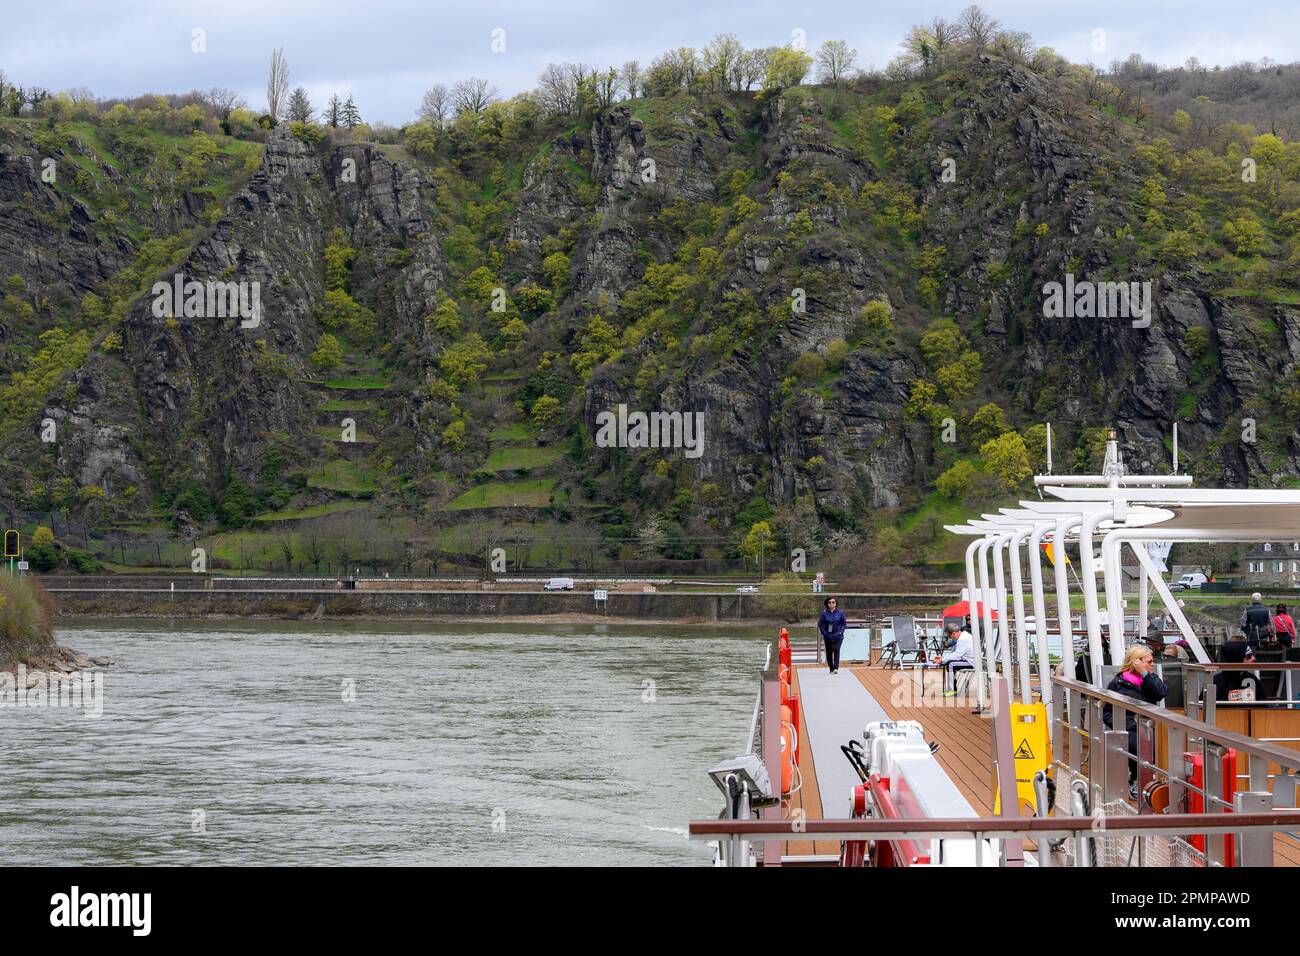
[1214,639,1253,701]
[817,597,847,674]
[1102,644,1168,792]
[1240,593,1273,647]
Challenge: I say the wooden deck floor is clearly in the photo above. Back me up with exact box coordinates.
[849,666,997,813]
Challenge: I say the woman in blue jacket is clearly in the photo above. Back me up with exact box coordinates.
[818,596,847,674]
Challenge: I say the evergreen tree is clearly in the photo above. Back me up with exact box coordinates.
[341,95,361,129]
[287,86,313,122]
[325,94,342,128]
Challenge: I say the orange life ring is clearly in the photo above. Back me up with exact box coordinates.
[780,718,797,794]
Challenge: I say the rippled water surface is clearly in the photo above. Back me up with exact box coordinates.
[0,619,769,865]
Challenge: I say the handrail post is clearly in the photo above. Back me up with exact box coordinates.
[1235,792,1274,866]
[1103,728,1129,806]
[1137,714,1156,799]
[1205,742,1225,867]
[991,676,1024,866]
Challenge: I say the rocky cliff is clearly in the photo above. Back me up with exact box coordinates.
[0,53,1297,566]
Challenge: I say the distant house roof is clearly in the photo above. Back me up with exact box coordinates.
[1244,541,1300,559]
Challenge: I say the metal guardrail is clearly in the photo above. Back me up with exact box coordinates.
[689,812,1300,841]
[1052,674,1300,866]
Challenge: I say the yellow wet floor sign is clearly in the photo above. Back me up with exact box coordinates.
[994,702,1051,814]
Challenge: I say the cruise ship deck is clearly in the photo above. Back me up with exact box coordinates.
[694,436,1300,868]
[777,652,1300,867]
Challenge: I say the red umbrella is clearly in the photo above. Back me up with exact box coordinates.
[941,600,997,620]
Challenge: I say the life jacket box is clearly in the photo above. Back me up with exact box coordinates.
[864,720,926,775]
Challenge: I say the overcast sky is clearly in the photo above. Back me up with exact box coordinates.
[3,0,1299,125]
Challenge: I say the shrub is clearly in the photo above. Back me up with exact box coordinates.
[289,121,325,145]
[981,432,1032,492]
[969,403,1010,445]
[65,549,100,574]
[310,333,343,370]
[1223,216,1268,256]
[0,574,55,662]
[858,300,893,340]
[936,459,978,500]
[531,395,562,429]
[758,571,819,623]
[791,351,825,382]
[27,526,59,572]
[824,339,850,370]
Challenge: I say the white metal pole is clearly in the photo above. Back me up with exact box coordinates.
[1027,522,1057,720]
[965,538,988,709]
[1053,516,1081,667]
[978,537,998,686]
[1008,527,1034,705]
[1103,534,1128,666]
[1139,560,1149,641]
[1079,507,1115,684]
[992,533,1014,685]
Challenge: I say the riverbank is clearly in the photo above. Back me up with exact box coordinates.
[41,585,936,623]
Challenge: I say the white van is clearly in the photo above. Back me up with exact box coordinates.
[543,577,575,591]
[1171,572,1208,590]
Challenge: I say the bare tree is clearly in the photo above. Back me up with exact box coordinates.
[450,77,497,116]
[537,63,581,117]
[738,48,769,90]
[929,17,962,62]
[620,60,642,99]
[266,48,289,120]
[419,83,450,125]
[204,87,246,119]
[991,30,1034,65]
[702,33,744,92]
[957,5,1000,52]
[594,67,619,112]
[815,39,858,86]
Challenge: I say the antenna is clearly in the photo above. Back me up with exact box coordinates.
[1045,422,1053,475]
[1172,422,1179,474]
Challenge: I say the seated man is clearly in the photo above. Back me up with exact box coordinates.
[937,622,974,697]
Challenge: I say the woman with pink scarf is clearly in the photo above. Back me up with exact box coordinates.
[1102,644,1169,796]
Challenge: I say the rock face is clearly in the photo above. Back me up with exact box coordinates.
[0,58,1297,539]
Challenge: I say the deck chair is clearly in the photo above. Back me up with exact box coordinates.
[882,616,925,670]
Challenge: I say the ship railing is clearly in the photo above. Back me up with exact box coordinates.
[1051,674,1300,866]
[689,812,1300,867]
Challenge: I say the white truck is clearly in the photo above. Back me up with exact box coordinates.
[1170,571,1208,590]
[543,577,575,591]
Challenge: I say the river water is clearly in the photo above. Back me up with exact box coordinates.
[0,619,770,866]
